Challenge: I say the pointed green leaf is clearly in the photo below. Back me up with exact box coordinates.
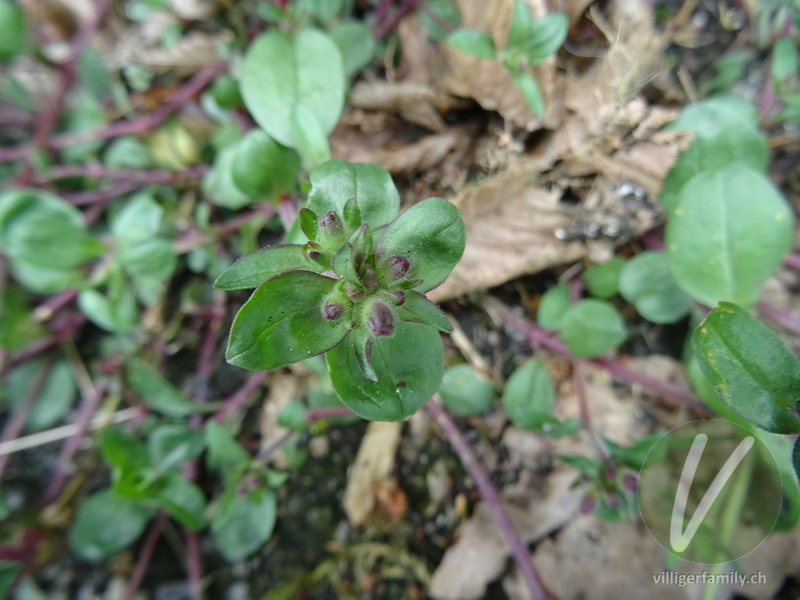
[148,425,206,473]
[99,428,149,473]
[525,13,568,65]
[448,29,496,59]
[692,302,800,434]
[154,473,206,530]
[511,69,544,117]
[205,421,250,476]
[299,208,319,241]
[326,321,443,421]
[508,0,535,50]
[127,357,199,417]
[226,271,349,371]
[241,28,344,150]
[306,159,400,231]
[397,290,451,332]
[666,165,793,308]
[214,245,322,290]
[331,243,359,283]
[376,198,465,292]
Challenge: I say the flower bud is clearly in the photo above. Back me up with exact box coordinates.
[385,255,410,280]
[623,474,638,493]
[323,303,344,321]
[319,211,343,235]
[579,493,595,514]
[362,263,378,291]
[367,301,394,336]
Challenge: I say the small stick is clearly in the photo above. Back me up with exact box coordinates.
[123,513,168,600]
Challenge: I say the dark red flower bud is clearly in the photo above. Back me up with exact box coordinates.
[607,493,621,508]
[385,255,410,280]
[623,474,638,493]
[319,211,343,235]
[324,303,344,321]
[367,301,394,336]
[579,494,595,514]
[362,263,378,291]
[604,467,617,481]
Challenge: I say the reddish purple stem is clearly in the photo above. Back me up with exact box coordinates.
[426,399,554,600]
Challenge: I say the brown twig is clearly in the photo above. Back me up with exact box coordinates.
[213,372,269,423]
[426,398,554,600]
[123,513,168,600]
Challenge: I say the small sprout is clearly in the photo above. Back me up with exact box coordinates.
[324,303,344,321]
[385,255,410,280]
[367,301,394,336]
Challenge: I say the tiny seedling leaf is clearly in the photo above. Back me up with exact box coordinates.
[537,284,570,330]
[582,257,626,299]
[211,486,277,563]
[447,29,496,59]
[559,299,627,358]
[502,357,560,431]
[127,357,199,417]
[148,425,206,473]
[396,290,452,332]
[618,251,692,324]
[439,364,494,416]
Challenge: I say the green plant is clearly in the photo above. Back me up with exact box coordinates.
[216,159,466,421]
[447,0,568,116]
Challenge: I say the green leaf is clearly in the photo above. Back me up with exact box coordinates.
[659,95,768,213]
[525,13,568,65]
[202,142,252,210]
[4,357,76,431]
[306,160,400,233]
[241,28,344,151]
[211,486,277,563]
[290,104,331,170]
[69,489,151,561]
[794,438,800,486]
[559,299,627,357]
[8,260,83,294]
[771,37,797,87]
[438,364,494,416]
[0,189,83,247]
[0,562,23,598]
[231,130,300,200]
[448,29,496,59]
[376,198,465,292]
[326,321,443,421]
[77,289,137,334]
[4,212,103,269]
[226,272,349,371]
[604,433,666,470]
[0,0,26,61]
[111,193,163,247]
[99,428,149,473]
[127,357,199,417]
[278,401,308,432]
[396,290,452,332]
[618,251,692,323]
[537,283,570,330]
[510,69,544,117]
[154,473,206,530]
[214,245,321,290]
[329,21,376,75]
[419,0,461,42]
[503,357,563,433]
[666,165,793,308]
[692,302,800,434]
[116,239,176,282]
[148,425,206,473]
[103,136,152,169]
[582,257,626,299]
[205,421,250,476]
[508,0,535,50]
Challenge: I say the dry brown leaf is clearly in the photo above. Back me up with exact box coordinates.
[428,163,583,302]
[349,80,446,132]
[259,371,299,470]
[429,468,582,600]
[343,421,403,526]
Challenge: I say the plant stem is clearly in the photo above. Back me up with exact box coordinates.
[123,513,167,600]
[425,398,555,600]
[34,164,208,185]
[495,305,706,412]
[756,300,800,336]
[0,355,56,478]
[42,380,108,504]
[213,372,269,422]
[0,63,227,164]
